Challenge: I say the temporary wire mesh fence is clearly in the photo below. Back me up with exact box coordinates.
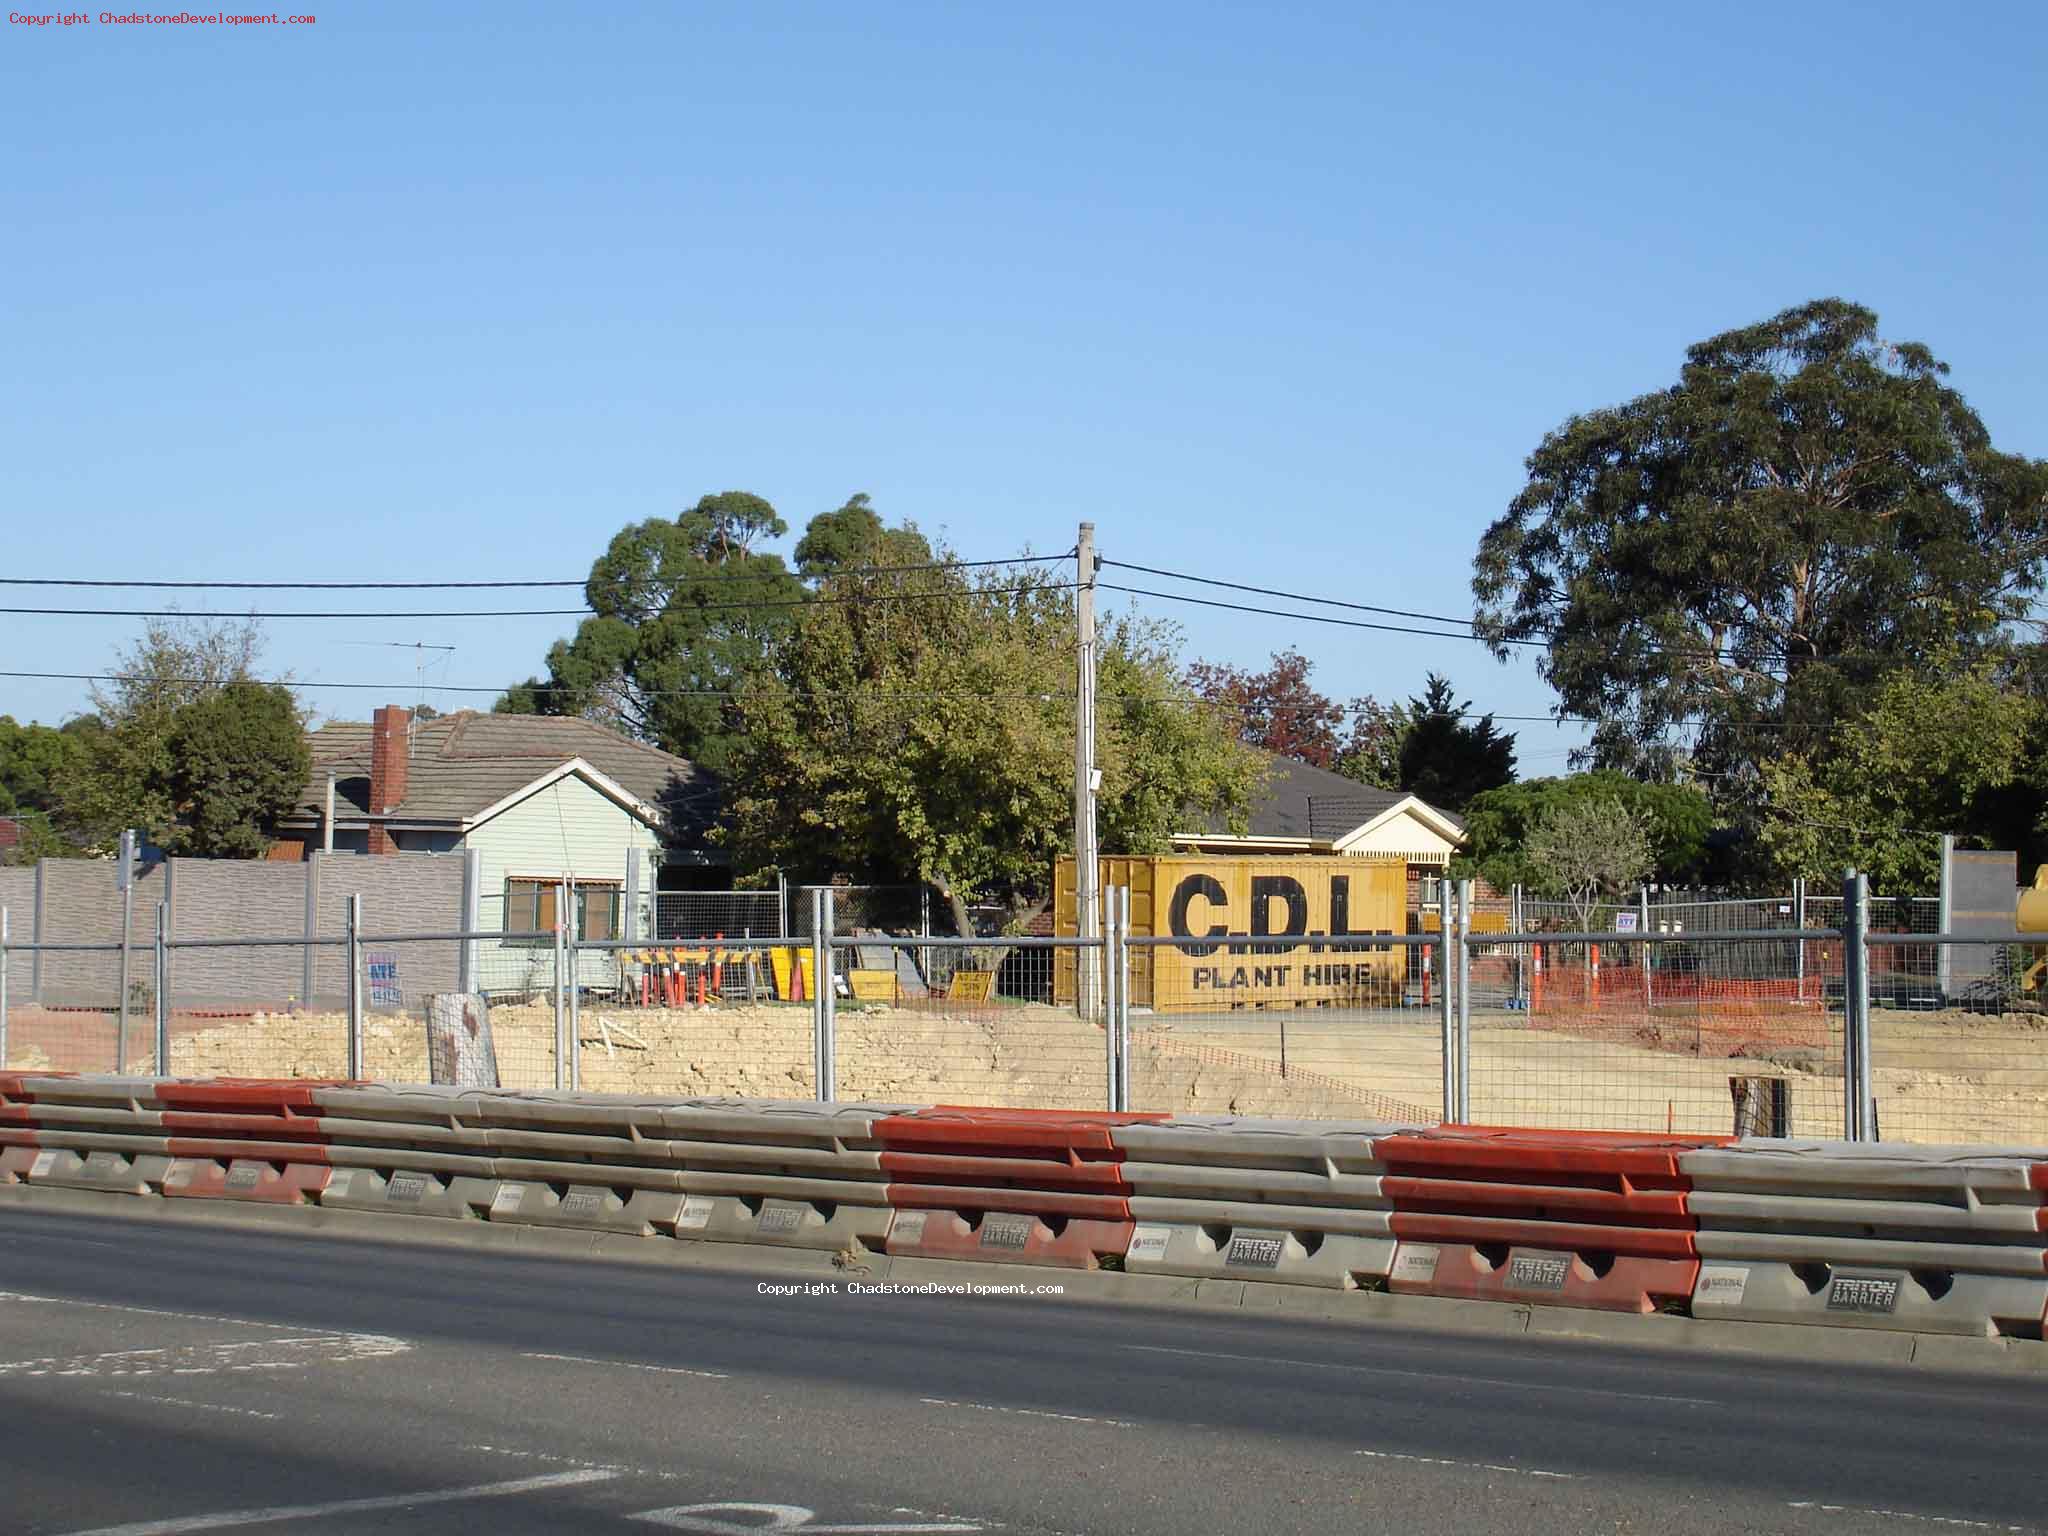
[1129,935,1446,1123]
[1862,933,2048,1146]
[0,941,132,1075]
[1465,923,1849,1139]
[5,885,2046,1145]
[829,937,1110,1111]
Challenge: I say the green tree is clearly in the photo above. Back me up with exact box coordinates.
[65,616,272,849]
[792,492,934,577]
[1457,772,1719,892]
[1755,651,2044,894]
[1397,674,1515,811]
[1333,696,1412,791]
[1474,299,2048,780]
[718,526,1261,937]
[156,681,311,857]
[1525,797,1655,933]
[0,716,86,820]
[495,491,808,772]
[56,618,307,856]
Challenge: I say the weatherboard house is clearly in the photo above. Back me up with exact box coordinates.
[1172,753,1466,891]
[275,707,723,939]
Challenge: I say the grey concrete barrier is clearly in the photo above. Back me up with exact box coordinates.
[1680,1141,2048,1337]
[1111,1118,1402,1289]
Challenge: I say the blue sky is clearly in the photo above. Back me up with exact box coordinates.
[4,2,2042,780]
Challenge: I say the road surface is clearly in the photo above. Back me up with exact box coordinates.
[0,1202,2040,1536]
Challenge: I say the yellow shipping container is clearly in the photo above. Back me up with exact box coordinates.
[1053,854,1407,1011]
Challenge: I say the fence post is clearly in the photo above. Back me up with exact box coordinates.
[1438,879,1456,1124]
[459,849,481,995]
[1936,832,1955,1003]
[153,902,169,1076]
[1455,877,1473,1124]
[1510,882,1523,1006]
[1842,869,1873,1141]
[813,888,836,1102]
[1,906,10,1072]
[567,902,581,1093]
[1640,885,1652,1010]
[1116,886,1131,1112]
[346,893,364,1082]
[303,853,320,1016]
[919,884,932,1004]
[116,828,135,1076]
[552,882,568,1092]
[1794,876,1807,1003]
[31,857,45,1005]
[1101,888,1119,1111]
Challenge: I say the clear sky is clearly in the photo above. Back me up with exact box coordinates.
[4,2,2042,781]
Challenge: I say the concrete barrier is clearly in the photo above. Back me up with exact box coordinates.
[7,1076,2047,1346]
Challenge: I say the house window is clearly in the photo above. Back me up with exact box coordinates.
[503,878,622,942]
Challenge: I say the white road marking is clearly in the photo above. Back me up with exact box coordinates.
[1356,1448,1575,1480]
[1123,1343,1719,1407]
[104,1390,280,1422]
[629,1504,979,1534]
[7,1234,131,1250]
[0,1333,409,1379]
[522,1350,729,1379]
[1787,1500,2033,1532]
[51,1469,621,1535]
[920,1396,1135,1429]
[462,1442,697,1483]
[0,1289,327,1334]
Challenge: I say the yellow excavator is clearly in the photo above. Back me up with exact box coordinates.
[2019,867,2048,994]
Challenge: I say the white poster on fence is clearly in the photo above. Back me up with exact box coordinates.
[425,993,501,1088]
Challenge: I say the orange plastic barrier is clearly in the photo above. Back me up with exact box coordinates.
[162,1157,331,1204]
[876,1108,1164,1269]
[885,1208,1134,1269]
[1378,1127,1723,1312]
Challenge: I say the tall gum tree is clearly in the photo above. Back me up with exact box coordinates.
[1473,299,2048,782]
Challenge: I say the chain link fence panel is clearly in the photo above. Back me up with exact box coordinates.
[1467,922,1849,1140]
[1862,934,2048,1146]
[1128,936,1444,1124]
[0,943,129,1074]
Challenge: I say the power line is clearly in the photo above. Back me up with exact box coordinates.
[0,580,1077,622]
[0,668,1102,704]
[0,553,1066,592]
[0,668,1879,735]
[1102,559,1488,630]
[1102,582,1546,647]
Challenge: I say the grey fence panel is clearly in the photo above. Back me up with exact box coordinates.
[167,860,310,1008]
[311,852,465,1006]
[36,859,163,1007]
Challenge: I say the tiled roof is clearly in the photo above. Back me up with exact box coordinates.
[289,712,718,842]
[1190,753,1464,841]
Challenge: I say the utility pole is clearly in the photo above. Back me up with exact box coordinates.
[1074,522,1100,1019]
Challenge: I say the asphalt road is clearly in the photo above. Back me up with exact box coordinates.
[1,1202,2043,1536]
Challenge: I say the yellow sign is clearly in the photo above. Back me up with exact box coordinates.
[1055,855,1408,1010]
[847,969,900,1002]
[768,946,814,1001]
[947,970,996,1003]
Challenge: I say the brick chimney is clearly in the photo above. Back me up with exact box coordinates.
[367,705,410,854]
